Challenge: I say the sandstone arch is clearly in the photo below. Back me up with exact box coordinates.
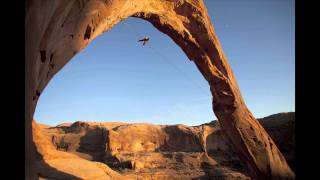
[25,0,294,179]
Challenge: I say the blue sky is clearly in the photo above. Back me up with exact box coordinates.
[34,0,295,126]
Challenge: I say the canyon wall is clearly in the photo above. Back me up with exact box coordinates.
[35,112,295,179]
[26,0,294,179]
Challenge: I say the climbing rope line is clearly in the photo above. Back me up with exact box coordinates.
[147,44,209,95]
[120,19,211,96]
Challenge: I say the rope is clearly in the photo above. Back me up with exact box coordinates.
[120,18,211,97]
[147,45,209,95]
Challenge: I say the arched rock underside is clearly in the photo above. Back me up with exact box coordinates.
[26,0,295,179]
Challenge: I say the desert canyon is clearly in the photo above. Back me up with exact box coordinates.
[34,112,295,179]
[26,0,295,179]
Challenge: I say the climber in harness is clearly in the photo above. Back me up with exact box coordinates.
[138,36,150,46]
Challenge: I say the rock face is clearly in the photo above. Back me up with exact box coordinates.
[26,0,294,179]
[258,113,295,172]
[32,121,127,180]
[34,112,295,179]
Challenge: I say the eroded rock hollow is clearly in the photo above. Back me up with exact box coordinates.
[26,0,294,179]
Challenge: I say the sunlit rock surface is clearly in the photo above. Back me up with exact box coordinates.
[34,112,295,179]
[26,0,294,179]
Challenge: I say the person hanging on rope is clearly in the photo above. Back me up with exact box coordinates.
[138,36,150,46]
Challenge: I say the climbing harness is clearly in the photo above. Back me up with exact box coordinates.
[138,36,150,46]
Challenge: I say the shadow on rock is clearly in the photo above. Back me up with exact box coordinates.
[36,151,81,180]
[156,125,203,152]
[203,123,250,177]
[76,127,108,162]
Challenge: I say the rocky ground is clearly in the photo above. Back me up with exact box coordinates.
[34,112,295,180]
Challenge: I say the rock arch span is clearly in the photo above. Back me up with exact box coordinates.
[25,0,294,179]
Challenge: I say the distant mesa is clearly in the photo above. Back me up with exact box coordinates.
[34,112,295,179]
